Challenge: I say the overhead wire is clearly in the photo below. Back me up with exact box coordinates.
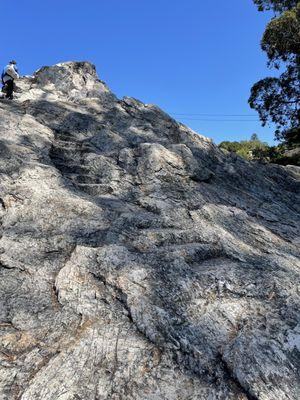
[168,112,260,122]
[173,118,260,122]
[170,113,258,117]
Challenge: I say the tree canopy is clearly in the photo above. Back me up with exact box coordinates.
[261,5,300,65]
[219,135,269,160]
[249,64,300,142]
[253,0,298,12]
[249,1,300,146]
[219,135,299,165]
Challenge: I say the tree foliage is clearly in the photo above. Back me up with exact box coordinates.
[249,64,300,142]
[251,133,259,141]
[261,5,300,65]
[219,135,269,160]
[219,135,300,165]
[249,1,300,146]
[253,0,298,12]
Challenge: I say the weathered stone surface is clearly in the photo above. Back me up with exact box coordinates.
[0,62,299,400]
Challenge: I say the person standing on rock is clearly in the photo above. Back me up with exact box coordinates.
[1,60,20,100]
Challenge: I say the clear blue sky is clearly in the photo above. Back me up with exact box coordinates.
[2,0,277,144]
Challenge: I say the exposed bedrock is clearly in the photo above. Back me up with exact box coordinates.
[0,62,299,400]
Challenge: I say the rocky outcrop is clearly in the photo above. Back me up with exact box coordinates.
[0,62,299,400]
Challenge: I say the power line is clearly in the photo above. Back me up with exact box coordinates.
[170,113,258,117]
[175,118,260,122]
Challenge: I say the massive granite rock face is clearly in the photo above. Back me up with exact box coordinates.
[0,62,299,400]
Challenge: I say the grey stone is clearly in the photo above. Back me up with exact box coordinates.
[0,61,299,400]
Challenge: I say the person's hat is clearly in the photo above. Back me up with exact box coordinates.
[9,60,17,65]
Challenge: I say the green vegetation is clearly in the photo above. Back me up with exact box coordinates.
[219,134,269,161]
[249,0,300,148]
[253,0,298,12]
[219,134,300,165]
[223,1,299,166]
